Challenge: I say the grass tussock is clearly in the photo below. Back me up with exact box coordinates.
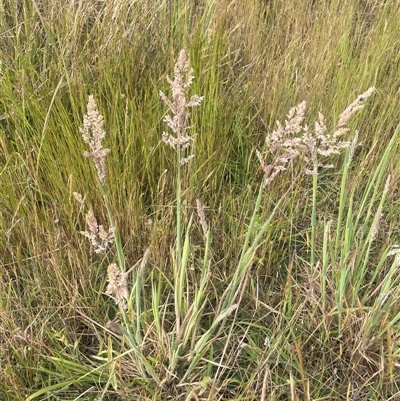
[1,0,400,400]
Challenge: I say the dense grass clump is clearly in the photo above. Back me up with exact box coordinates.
[1,1,400,400]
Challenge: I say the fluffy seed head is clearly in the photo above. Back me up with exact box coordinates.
[80,210,115,254]
[336,87,375,128]
[80,95,110,185]
[105,263,128,309]
[258,88,374,181]
[196,199,208,236]
[160,50,203,164]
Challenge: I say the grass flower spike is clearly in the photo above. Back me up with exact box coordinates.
[196,198,208,236]
[258,88,375,182]
[73,192,115,254]
[336,87,375,128]
[105,263,129,309]
[80,209,115,254]
[160,49,203,164]
[80,95,110,185]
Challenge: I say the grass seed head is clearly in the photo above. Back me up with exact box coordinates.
[80,210,115,254]
[259,88,374,180]
[80,95,110,185]
[160,50,203,163]
[105,263,128,309]
[196,199,208,236]
[336,87,375,128]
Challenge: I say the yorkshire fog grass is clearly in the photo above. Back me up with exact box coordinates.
[1,1,400,400]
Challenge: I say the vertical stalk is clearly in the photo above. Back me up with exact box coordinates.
[334,146,352,261]
[175,148,182,341]
[310,159,318,271]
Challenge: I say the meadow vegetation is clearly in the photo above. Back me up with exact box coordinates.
[1,0,400,400]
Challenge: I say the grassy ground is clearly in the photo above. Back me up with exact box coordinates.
[1,0,400,400]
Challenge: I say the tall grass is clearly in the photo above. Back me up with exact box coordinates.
[1,0,400,400]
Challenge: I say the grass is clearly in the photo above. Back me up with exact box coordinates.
[1,0,400,400]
